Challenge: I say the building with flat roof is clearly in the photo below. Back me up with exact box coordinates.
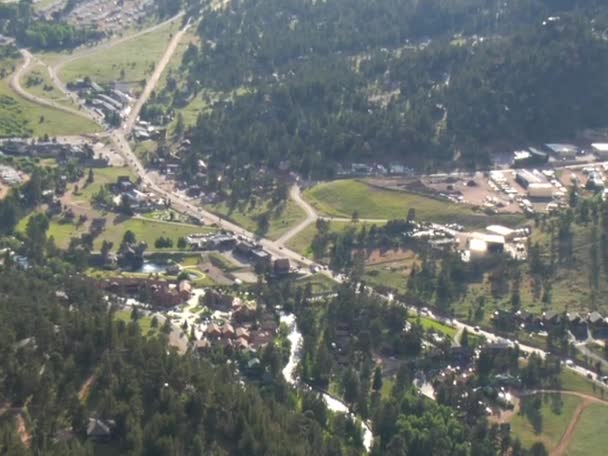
[515,169,545,188]
[592,143,608,160]
[527,182,554,199]
[545,143,578,159]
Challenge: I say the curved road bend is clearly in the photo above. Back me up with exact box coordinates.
[28,10,608,395]
[11,49,94,120]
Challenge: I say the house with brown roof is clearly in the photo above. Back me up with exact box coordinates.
[206,323,222,338]
[178,280,192,299]
[222,323,235,339]
[236,337,250,351]
[235,327,251,341]
[196,338,210,351]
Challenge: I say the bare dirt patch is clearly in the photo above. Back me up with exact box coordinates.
[366,248,416,266]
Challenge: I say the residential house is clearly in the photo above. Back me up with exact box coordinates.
[222,323,235,339]
[235,327,251,342]
[86,418,115,442]
[206,323,222,338]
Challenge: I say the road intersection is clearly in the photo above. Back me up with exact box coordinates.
[12,11,608,395]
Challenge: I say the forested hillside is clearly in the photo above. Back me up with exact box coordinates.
[151,0,608,177]
[0,269,351,455]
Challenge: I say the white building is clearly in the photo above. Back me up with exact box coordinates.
[591,143,608,160]
[527,183,554,199]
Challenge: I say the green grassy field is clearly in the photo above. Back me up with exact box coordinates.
[21,64,77,109]
[78,166,136,200]
[0,74,100,137]
[510,393,582,452]
[59,20,180,87]
[409,315,457,339]
[95,218,212,251]
[304,180,525,228]
[295,273,338,294]
[18,212,213,252]
[566,404,608,455]
[210,197,307,240]
[560,369,608,400]
[286,220,383,256]
[114,309,159,338]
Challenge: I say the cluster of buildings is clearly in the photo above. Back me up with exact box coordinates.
[0,165,23,186]
[336,162,416,177]
[68,80,132,125]
[44,0,155,34]
[195,290,278,354]
[488,168,567,215]
[461,225,530,262]
[0,140,94,162]
[98,277,193,307]
[493,308,608,340]
[404,221,529,263]
[185,232,293,275]
[109,175,165,212]
[132,120,162,141]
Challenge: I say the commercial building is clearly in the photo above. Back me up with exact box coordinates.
[592,143,608,160]
[515,169,545,188]
[527,183,554,199]
[545,143,578,160]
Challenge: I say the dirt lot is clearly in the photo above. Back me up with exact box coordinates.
[366,248,416,266]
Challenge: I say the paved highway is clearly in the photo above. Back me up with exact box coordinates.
[13,12,608,393]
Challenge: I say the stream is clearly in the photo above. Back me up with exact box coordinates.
[280,313,373,452]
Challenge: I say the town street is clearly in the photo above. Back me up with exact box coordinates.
[13,10,608,396]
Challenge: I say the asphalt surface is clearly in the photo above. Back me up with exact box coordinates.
[13,12,608,393]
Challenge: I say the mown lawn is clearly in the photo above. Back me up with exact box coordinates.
[59,20,180,87]
[94,218,213,251]
[210,197,307,240]
[304,180,525,228]
[18,212,213,251]
[409,315,457,339]
[510,393,581,452]
[566,404,608,455]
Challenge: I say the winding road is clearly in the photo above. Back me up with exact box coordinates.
[11,11,608,450]
[10,49,93,120]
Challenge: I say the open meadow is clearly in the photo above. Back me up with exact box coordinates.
[510,393,581,452]
[304,180,525,228]
[59,19,180,89]
[0,74,100,137]
[210,197,307,240]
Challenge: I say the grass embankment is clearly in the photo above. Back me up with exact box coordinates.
[210,198,307,241]
[59,20,180,89]
[510,393,581,452]
[529,224,608,314]
[566,404,608,455]
[0,70,99,137]
[286,220,383,256]
[20,64,77,110]
[560,369,608,400]
[304,180,525,228]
